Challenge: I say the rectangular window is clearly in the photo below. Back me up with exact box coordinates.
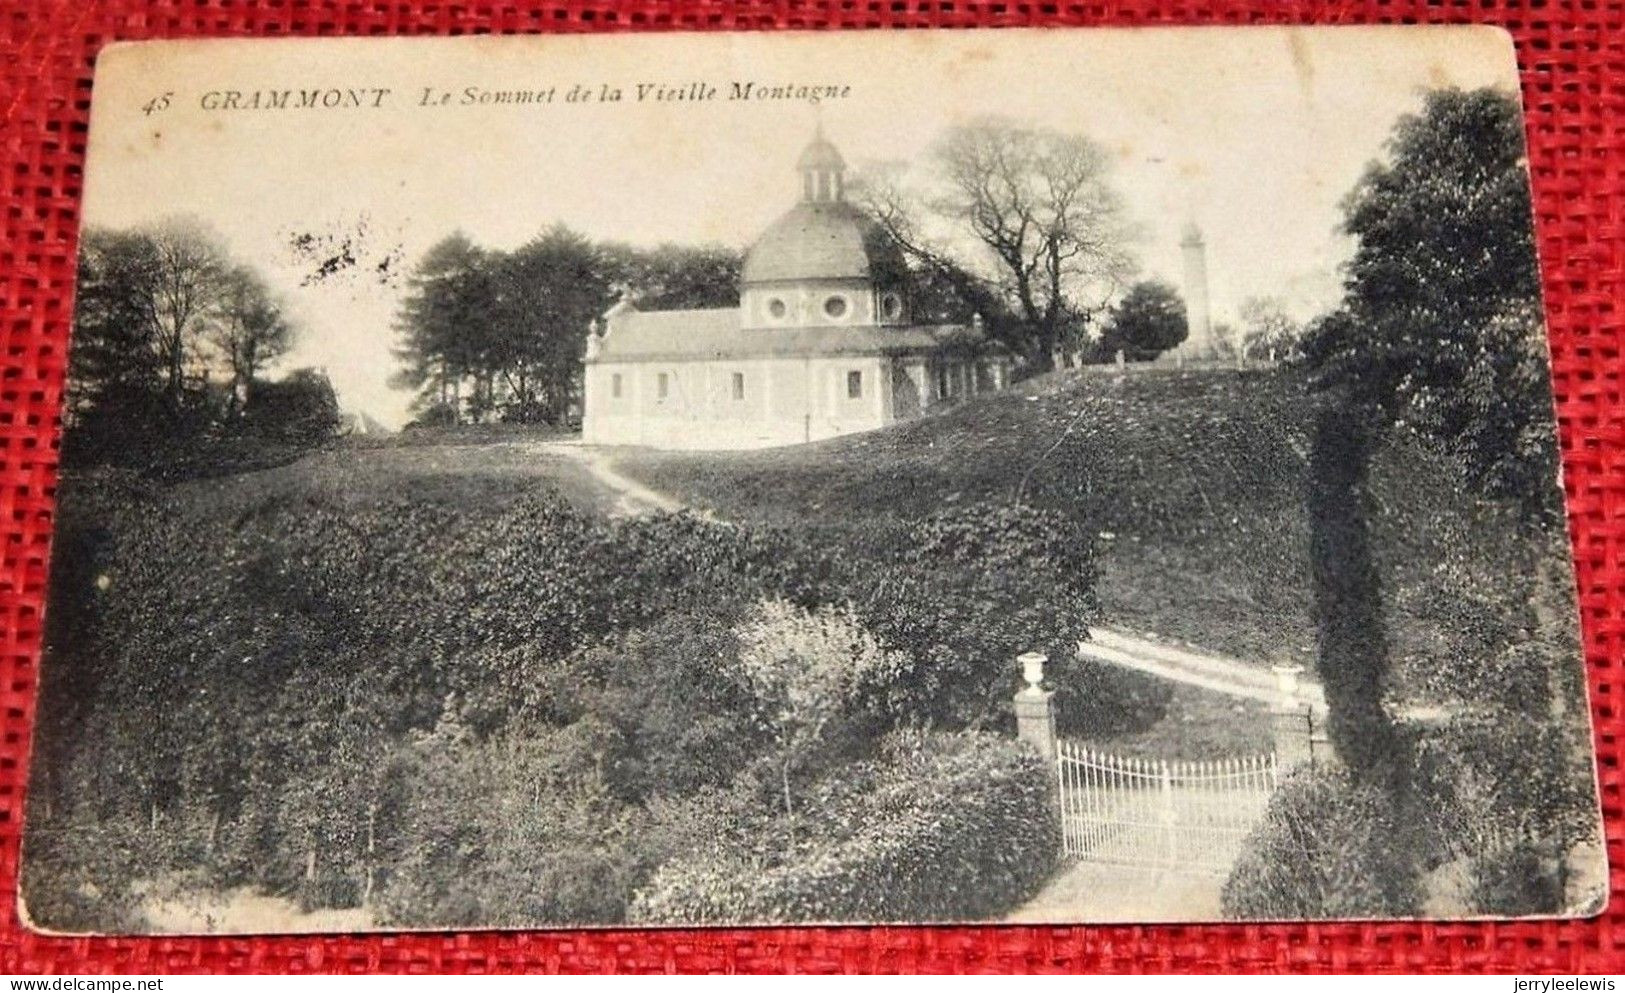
[732,372,745,401]
[847,370,863,399]
[611,373,623,399]
[657,372,669,400]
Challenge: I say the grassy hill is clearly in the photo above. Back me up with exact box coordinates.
[619,365,1552,690]
[166,437,619,518]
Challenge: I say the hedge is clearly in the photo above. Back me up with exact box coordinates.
[628,732,1060,925]
[1221,764,1422,920]
[34,472,1107,929]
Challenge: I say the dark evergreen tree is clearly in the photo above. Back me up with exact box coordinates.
[494,225,614,424]
[1098,280,1188,361]
[1303,87,1556,785]
[390,233,497,424]
[67,228,168,451]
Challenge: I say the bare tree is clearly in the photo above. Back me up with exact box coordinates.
[147,219,230,409]
[853,118,1138,367]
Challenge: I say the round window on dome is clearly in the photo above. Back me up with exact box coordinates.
[824,295,849,320]
[767,298,788,320]
[881,293,903,321]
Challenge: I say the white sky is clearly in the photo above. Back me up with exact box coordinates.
[82,27,1521,427]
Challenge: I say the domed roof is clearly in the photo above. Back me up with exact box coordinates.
[741,200,909,285]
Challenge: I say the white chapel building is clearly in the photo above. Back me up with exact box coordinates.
[581,131,1014,450]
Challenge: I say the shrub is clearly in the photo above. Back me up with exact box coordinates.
[628,732,1059,925]
[1222,764,1422,920]
[1411,713,1597,915]
[604,504,1134,736]
[375,721,656,928]
[402,401,458,431]
[19,818,148,933]
[1098,280,1188,360]
[733,598,911,850]
[904,501,1097,592]
[842,502,1148,734]
[242,369,342,446]
[551,607,768,801]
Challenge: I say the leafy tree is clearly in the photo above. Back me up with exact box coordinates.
[209,266,294,413]
[733,598,907,852]
[493,225,612,424]
[67,223,312,467]
[146,219,231,412]
[602,242,741,311]
[394,231,741,426]
[69,220,231,426]
[1236,297,1303,362]
[1098,280,1188,361]
[851,118,1137,367]
[68,229,167,432]
[1297,87,1567,885]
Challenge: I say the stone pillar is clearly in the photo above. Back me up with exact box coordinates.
[1014,651,1057,761]
[1270,665,1314,770]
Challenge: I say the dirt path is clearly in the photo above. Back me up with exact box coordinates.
[1002,628,1319,923]
[1007,862,1224,924]
[520,441,685,516]
[1081,627,1327,713]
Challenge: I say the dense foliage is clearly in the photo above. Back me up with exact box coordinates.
[68,222,333,472]
[26,469,1102,930]
[391,226,741,426]
[624,369,1401,666]
[625,355,1596,916]
[1302,87,1558,523]
[1411,713,1598,915]
[1276,86,1590,912]
[1221,766,1422,920]
[1225,698,1600,920]
[1306,406,1404,789]
[628,732,1060,925]
[1096,280,1188,361]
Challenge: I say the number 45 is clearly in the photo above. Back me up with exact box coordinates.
[141,92,172,115]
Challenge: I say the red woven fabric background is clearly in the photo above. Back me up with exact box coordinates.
[0,0,1620,974]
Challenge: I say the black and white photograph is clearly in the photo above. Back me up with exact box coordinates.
[23,27,1606,933]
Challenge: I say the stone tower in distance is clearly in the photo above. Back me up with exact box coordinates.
[1180,222,1214,357]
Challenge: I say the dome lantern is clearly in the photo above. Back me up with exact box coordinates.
[797,125,846,203]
